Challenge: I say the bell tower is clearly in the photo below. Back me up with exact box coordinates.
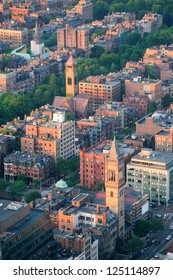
[65,55,78,98]
[105,136,125,237]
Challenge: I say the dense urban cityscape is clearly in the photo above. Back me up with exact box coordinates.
[0,0,173,261]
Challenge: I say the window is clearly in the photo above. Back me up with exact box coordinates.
[67,77,72,85]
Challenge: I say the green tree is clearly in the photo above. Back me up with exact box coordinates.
[147,101,157,114]
[93,1,109,20]
[125,32,141,45]
[149,218,164,233]
[145,65,155,79]
[66,112,74,120]
[0,179,8,192]
[25,191,41,203]
[134,220,150,237]
[8,181,25,195]
[90,45,105,58]
[127,237,144,254]
[97,182,104,191]
[66,172,79,187]
[162,93,173,108]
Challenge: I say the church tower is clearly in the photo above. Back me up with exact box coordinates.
[65,55,78,98]
[31,21,44,57]
[105,137,125,237]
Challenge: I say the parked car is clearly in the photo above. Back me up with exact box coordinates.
[154,253,159,259]
[156,213,162,218]
[166,235,172,241]
[169,225,173,230]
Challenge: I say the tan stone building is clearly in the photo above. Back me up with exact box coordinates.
[0,28,28,48]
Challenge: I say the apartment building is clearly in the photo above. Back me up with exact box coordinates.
[155,128,173,153]
[0,134,15,178]
[96,101,138,129]
[4,151,54,182]
[124,186,149,228]
[0,28,28,48]
[0,200,53,260]
[127,148,173,205]
[9,5,31,22]
[54,231,98,260]
[125,76,162,106]
[21,110,75,160]
[123,94,151,118]
[66,0,93,22]
[57,24,89,52]
[137,13,162,33]
[79,76,121,111]
[135,112,170,137]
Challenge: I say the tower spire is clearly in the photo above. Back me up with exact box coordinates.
[109,133,120,159]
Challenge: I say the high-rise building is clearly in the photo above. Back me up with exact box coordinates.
[127,148,173,206]
[105,137,125,237]
[57,24,89,53]
[66,55,78,98]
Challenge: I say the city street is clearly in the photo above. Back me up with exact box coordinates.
[138,206,173,260]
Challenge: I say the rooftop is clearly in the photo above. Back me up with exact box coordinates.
[131,149,173,164]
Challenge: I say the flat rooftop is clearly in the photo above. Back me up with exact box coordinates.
[131,149,173,164]
[0,200,25,225]
[72,193,89,202]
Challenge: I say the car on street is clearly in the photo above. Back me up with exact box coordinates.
[154,253,159,259]
[154,240,160,245]
[166,235,172,241]
[169,225,173,230]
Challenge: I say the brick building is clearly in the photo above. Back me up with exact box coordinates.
[80,138,139,189]
[21,110,75,160]
[57,24,89,53]
[66,0,93,22]
[4,151,54,182]
[123,94,151,118]
[155,129,173,153]
[54,231,98,260]
[9,5,31,23]
[135,113,168,137]
[79,76,121,111]
[0,134,15,178]
[96,101,138,129]
[125,76,162,107]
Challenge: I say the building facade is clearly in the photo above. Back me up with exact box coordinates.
[57,24,89,53]
[127,149,173,205]
[79,76,121,111]
[4,152,54,182]
[0,28,28,48]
